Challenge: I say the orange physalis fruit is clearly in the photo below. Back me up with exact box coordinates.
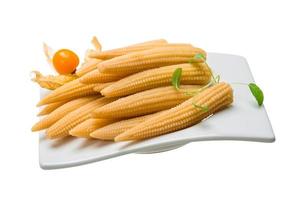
[52,49,79,74]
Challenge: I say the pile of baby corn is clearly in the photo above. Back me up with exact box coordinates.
[32,39,233,141]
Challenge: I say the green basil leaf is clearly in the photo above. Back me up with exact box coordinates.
[192,103,209,112]
[248,83,264,106]
[172,68,182,90]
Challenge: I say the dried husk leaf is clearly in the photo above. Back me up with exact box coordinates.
[31,71,77,90]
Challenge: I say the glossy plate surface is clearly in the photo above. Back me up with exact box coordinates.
[39,53,275,169]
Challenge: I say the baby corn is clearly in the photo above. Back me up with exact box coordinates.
[79,69,123,84]
[90,112,160,141]
[69,118,115,138]
[93,85,201,119]
[88,39,168,60]
[46,97,116,139]
[115,83,233,141]
[37,101,67,116]
[37,79,110,106]
[32,96,97,132]
[76,58,102,77]
[98,46,206,76]
[101,63,211,97]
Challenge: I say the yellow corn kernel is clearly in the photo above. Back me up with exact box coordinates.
[69,118,115,138]
[76,58,102,77]
[93,85,201,119]
[79,69,123,84]
[98,46,206,76]
[101,63,211,97]
[88,39,168,60]
[46,97,116,139]
[32,96,97,132]
[115,82,233,141]
[90,112,161,141]
[37,101,67,116]
[37,79,107,106]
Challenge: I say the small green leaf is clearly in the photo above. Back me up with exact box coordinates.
[189,53,206,63]
[194,53,206,60]
[192,103,209,112]
[171,68,182,90]
[248,83,264,106]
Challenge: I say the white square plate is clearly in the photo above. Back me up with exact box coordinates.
[39,53,275,169]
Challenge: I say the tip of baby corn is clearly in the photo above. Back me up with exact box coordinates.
[89,131,98,139]
[69,130,90,138]
[37,112,44,116]
[89,131,113,141]
[31,124,40,132]
[36,99,47,107]
[99,87,114,97]
[89,132,105,140]
[31,121,45,132]
[114,132,132,142]
[68,130,79,137]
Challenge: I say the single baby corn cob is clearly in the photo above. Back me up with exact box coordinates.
[93,82,115,93]
[91,43,193,61]
[69,118,115,138]
[32,96,97,132]
[88,39,168,60]
[98,46,206,76]
[76,58,102,77]
[93,85,201,119]
[37,79,110,106]
[115,82,233,141]
[79,69,124,84]
[90,112,161,141]
[37,101,67,116]
[46,97,116,139]
[101,63,211,97]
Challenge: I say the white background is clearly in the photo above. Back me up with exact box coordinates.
[0,0,299,199]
